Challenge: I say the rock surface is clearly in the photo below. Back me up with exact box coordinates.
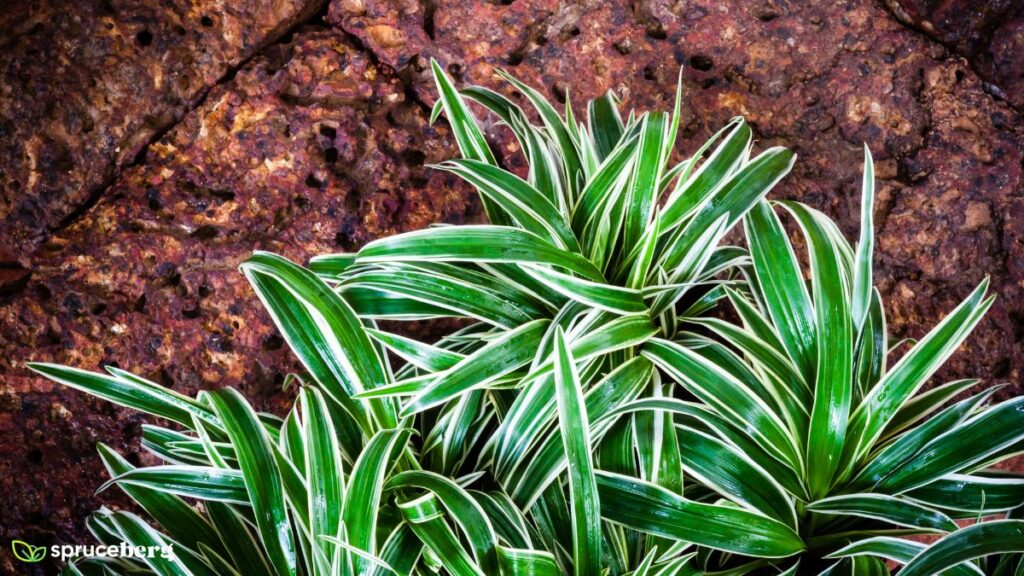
[2,0,1023,573]
[0,25,476,575]
[884,0,1024,110]
[0,0,325,266]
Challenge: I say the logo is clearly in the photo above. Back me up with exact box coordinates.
[10,540,175,564]
[11,540,47,563]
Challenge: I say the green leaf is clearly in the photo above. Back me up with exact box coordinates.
[499,357,651,504]
[675,425,796,528]
[399,493,484,576]
[366,329,464,372]
[430,59,510,226]
[596,472,804,558]
[299,387,345,563]
[402,319,549,416]
[107,511,194,576]
[435,159,578,251]
[661,146,795,272]
[388,471,500,574]
[26,363,217,430]
[722,286,784,350]
[855,290,887,401]
[623,113,668,250]
[342,286,455,320]
[308,253,358,278]
[604,396,808,499]
[343,429,412,574]
[846,278,993,463]
[828,537,982,576]
[571,131,639,237]
[207,502,276,576]
[900,521,1024,576]
[320,537,400,575]
[472,491,532,550]
[99,465,249,503]
[662,67,684,167]
[496,69,583,203]
[781,201,854,498]
[690,317,810,432]
[521,314,658,386]
[851,146,875,331]
[357,226,604,282]
[659,119,751,232]
[241,251,395,433]
[884,378,979,439]
[525,264,647,315]
[374,524,422,576]
[426,390,487,475]
[848,389,994,491]
[743,200,816,379]
[452,87,561,206]
[208,388,296,576]
[342,266,542,328]
[853,557,892,576]
[643,338,801,471]
[807,493,957,532]
[497,547,562,576]
[878,397,1024,494]
[649,215,730,317]
[908,473,1024,515]
[96,444,224,555]
[626,211,661,290]
[588,91,625,161]
[552,328,603,576]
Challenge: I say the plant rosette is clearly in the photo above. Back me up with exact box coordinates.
[29,63,1024,576]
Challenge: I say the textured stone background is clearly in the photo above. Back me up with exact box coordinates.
[1,1,1023,573]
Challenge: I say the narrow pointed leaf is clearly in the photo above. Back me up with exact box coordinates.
[676,426,797,528]
[208,388,296,576]
[402,319,549,416]
[430,59,511,226]
[900,521,1024,576]
[807,494,957,532]
[357,226,604,282]
[525,264,646,314]
[552,328,603,576]
[878,397,1024,494]
[847,279,993,461]
[851,147,875,331]
[343,429,412,573]
[828,537,982,576]
[388,471,500,574]
[596,472,804,558]
[643,338,801,471]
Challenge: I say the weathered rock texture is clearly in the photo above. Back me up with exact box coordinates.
[1,0,1023,573]
[0,23,476,575]
[884,0,1024,110]
[0,0,326,266]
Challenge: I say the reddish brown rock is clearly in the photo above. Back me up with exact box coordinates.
[0,0,326,265]
[0,27,475,574]
[883,0,1024,110]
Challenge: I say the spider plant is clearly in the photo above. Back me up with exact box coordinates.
[647,150,1024,574]
[26,64,1024,576]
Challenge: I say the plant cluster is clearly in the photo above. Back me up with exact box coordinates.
[30,63,1024,576]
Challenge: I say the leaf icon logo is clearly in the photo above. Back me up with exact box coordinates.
[11,540,47,563]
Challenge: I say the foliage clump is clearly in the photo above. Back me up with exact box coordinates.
[31,63,1024,576]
